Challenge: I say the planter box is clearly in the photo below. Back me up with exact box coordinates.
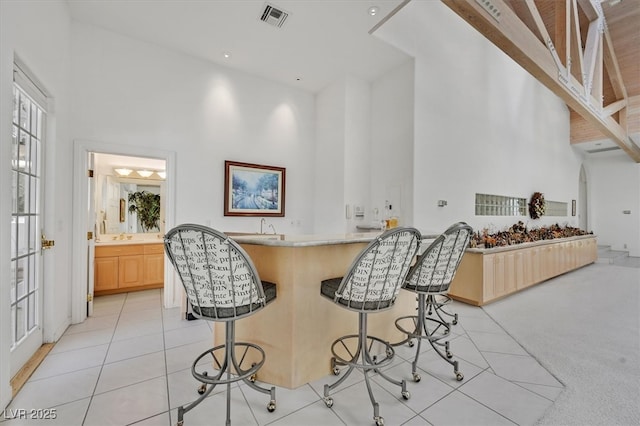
[449,235,597,306]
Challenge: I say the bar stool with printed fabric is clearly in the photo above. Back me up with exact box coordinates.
[319,227,421,426]
[164,224,277,426]
[395,222,473,383]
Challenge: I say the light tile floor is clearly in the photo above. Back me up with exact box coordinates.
[2,289,563,425]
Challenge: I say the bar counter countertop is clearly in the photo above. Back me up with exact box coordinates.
[228,230,440,247]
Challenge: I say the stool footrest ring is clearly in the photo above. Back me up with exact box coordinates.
[330,334,395,370]
[395,315,451,342]
[192,342,266,385]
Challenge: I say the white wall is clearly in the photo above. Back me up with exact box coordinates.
[0,0,72,410]
[344,76,372,232]
[315,75,378,233]
[376,1,585,235]
[314,80,346,232]
[370,60,415,228]
[71,21,317,236]
[586,154,640,256]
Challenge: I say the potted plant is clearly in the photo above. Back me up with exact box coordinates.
[128,191,161,232]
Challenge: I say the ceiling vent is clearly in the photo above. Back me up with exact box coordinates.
[260,3,289,28]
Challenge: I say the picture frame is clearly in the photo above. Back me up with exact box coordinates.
[119,198,126,223]
[224,160,286,217]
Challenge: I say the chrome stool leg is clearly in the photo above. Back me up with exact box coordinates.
[323,313,409,426]
[176,321,276,426]
[428,294,458,329]
[396,294,463,382]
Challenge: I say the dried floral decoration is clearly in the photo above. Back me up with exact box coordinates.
[469,221,592,248]
[529,192,546,219]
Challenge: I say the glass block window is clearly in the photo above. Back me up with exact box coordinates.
[545,200,568,216]
[475,193,527,216]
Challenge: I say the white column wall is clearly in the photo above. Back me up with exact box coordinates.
[370,60,415,228]
[314,79,346,232]
[0,0,72,409]
[586,154,640,256]
[344,76,372,232]
[315,76,373,233]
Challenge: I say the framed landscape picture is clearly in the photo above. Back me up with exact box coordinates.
[224,161,286,217]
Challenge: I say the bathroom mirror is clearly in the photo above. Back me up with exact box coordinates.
[93,152,166,238]
[96,175,165,236]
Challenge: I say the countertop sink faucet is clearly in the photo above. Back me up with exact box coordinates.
[268,224,276,234]
[260,218,267,234]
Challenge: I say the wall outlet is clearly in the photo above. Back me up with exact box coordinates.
[624,243,628,249]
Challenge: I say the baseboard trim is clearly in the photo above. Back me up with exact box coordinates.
[10,343,55,398]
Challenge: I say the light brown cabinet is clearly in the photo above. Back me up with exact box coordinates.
[94,256,119,291]
[95,243,164,295]
[143,244,164,285]
[450,236,597,306]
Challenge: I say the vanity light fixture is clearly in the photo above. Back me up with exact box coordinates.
[156,171,166,179]
[114,168,133,177]
[137,169,154,178]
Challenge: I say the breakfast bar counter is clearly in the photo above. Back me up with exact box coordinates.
[217,232,426,389]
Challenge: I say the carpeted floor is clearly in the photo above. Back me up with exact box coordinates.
[482,261,640,426]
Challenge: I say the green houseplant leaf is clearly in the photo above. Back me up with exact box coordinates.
[128,191,161,232]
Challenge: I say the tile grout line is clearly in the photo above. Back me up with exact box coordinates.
[80,293,128,425]
[160,292,173,426]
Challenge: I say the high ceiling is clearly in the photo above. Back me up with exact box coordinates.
[67,0,638,158]
[442,0,639,160]
[67,0,409,93]
[509,0,639,153]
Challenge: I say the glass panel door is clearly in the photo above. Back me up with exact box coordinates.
[10,84,45,376]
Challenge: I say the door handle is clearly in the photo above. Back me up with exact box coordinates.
[41,234,55,250]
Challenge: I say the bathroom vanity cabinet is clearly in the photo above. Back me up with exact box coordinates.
[94,242,164,295]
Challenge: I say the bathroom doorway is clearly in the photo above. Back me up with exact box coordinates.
[71,140,177,325]
[90,153,167,313]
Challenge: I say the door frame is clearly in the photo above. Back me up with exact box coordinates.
[71,140,178,324]
[579,164,588,232]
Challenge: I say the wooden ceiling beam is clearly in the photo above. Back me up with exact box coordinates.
[576,0,598,21]
[602,26,627,100]
[441,0,640,162]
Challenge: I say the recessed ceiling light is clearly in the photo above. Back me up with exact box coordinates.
[223,52,232,59]
[368,6,379,16]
